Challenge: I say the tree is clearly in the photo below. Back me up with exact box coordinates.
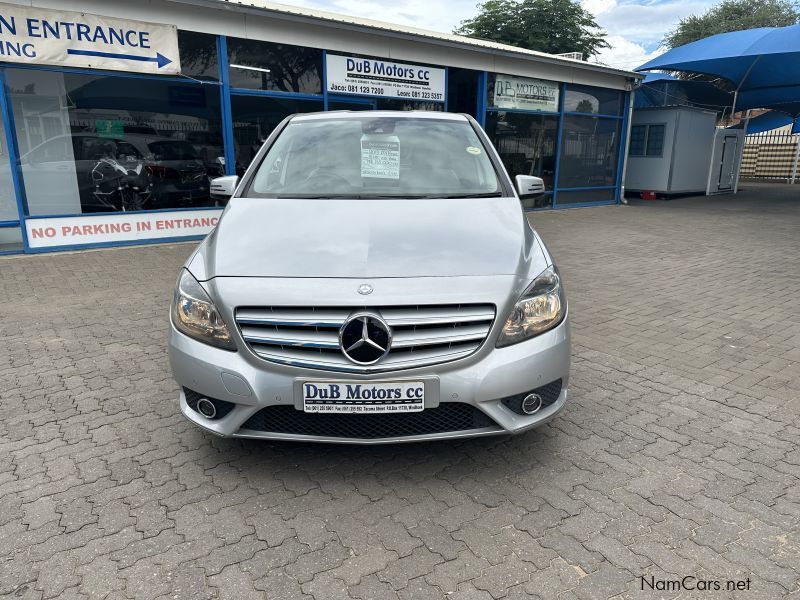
[455,0,610,58]
[663,0,800,48]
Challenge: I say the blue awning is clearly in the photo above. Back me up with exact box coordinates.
[637,25,800,113]
[636,73,734,111]
[727,110,797,134]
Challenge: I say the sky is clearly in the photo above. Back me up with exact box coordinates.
[274,0,716,71]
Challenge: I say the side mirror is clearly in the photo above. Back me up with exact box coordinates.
[515,175,545,199]
[210,175,239,201]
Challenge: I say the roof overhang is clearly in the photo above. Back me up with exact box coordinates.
[170,0,642,83]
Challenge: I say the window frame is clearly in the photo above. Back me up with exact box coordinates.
[629,123,666,158]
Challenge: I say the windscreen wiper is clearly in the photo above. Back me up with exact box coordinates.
[438,192,504,199]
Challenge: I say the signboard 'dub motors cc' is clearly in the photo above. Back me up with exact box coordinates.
[492,74,559,112]
[0,2,180,75]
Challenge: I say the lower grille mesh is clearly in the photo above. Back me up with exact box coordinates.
[240,403,499,439]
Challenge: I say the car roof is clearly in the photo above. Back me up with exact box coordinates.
[290,110,469,122]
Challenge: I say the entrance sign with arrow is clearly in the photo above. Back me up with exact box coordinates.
[0,2,180,75]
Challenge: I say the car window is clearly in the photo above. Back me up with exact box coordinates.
[115,141,142,160]
[148,140,199,160]
[77,138,143,161]
[249,117,502,198]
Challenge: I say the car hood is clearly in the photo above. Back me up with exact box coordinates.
[193,196,540,279]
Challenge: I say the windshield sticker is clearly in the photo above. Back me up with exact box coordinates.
[361,135,400,179]
[466,146,481,155]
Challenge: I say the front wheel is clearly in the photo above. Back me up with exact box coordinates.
[120,187,146,212]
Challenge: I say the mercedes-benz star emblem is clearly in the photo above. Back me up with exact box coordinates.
[357,284,374,295]
[339,312,392,365]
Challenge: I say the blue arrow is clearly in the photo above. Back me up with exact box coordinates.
[67,49,172,68]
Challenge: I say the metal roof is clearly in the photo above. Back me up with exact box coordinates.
[183,0,640,80]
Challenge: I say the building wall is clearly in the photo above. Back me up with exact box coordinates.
[10,0,632,90]
[0,1,635,254]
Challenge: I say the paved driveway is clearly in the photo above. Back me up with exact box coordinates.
[1,184,799,599]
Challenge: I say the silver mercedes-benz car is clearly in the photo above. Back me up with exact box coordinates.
[169,111,570,444]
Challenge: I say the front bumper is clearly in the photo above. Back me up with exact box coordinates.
[169,316,570,444]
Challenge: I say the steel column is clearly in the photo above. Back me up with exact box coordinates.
[617,89,636,204]
[790,134,800,184]
[551,83,566,207]
[217,35,236,176]
[476,71,487,127]
[0,69,29,251]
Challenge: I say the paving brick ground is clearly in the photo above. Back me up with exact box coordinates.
[1,182,799,599]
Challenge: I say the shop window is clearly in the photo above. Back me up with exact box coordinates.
[484,111,557,208]
[227,37,322,93]
[557,115,621,189]
[447,68,479,117]
[0,226,22,252]
[629,124,665,157]
[230,95,323,174]
[564,84,623,116]
[328,98,376,111]
[375,99,443,111]
[178,30,219,82]
[556,188,616,204]
[7,69,224,216]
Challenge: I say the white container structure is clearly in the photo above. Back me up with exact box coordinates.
[625,106,744,196]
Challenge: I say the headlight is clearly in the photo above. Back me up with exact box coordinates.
[496,266,565,348]
[171,269,236,350]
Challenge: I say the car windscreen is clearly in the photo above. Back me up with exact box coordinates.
[247,117,502,198]
[148,140,200,160]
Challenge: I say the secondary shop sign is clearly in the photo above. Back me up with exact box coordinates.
[326,54,445,102]
[25,210,222,249]
[491,74,559,112]
[0,2,180,74]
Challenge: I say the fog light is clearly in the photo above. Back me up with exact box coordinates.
[196,398,217,419]
[521,393,542,415]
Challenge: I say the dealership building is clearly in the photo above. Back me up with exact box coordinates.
[0,0,640,254]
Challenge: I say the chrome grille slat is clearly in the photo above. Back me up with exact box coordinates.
[236,307,349,328]
[382,305,495,326]
[235,304,495,373]
[240,326,340,349]
[391,323,491,348]
[251,343,481,373]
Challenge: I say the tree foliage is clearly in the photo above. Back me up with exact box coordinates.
[455,0,610,58]
[663,0,800,48]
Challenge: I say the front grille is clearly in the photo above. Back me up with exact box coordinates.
[240,403,499,439]
[235,304,496,373]
[500,379,563,415]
